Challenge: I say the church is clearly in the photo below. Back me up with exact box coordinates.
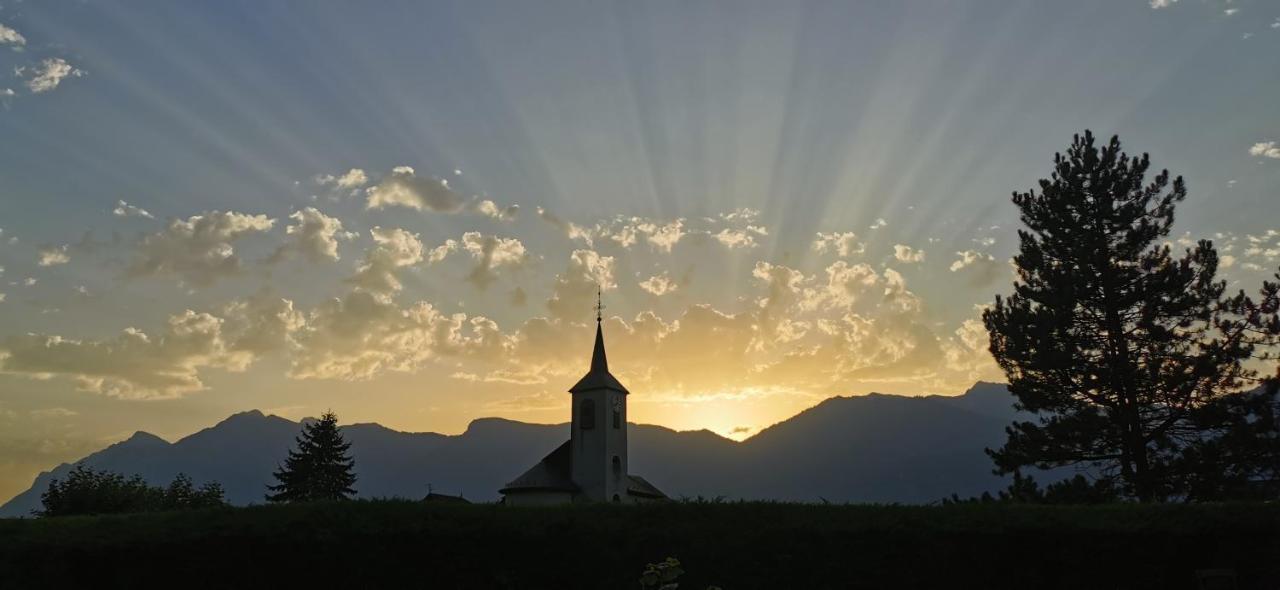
[499,297,668,505]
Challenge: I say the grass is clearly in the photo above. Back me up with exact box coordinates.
[1,500,1278,589]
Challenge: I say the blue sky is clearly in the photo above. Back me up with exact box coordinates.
[0,0,1278,501]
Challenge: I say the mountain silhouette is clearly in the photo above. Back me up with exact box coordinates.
[0,382,1035,516]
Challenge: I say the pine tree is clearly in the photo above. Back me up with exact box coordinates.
[983,131,1280,502]
[266,411,357,503]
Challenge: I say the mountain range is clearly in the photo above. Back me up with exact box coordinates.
[0,382,1036,517]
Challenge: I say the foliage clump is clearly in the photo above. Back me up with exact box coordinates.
[39,466,225,517]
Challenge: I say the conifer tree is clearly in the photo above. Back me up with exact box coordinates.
[984,131,1280,502]
[266,411,357,503]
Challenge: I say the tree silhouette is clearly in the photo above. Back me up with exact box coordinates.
[267,411,357,503]
[984,131,1280,502]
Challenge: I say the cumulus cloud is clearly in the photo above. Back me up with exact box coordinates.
[461,232,528,289]
[547,250,615,320]
[0,294,302,399]
[113,200,154,219]
[21,58,84,93]
[127,211,275,286]
[606,218,686,252]
[639,272,677,296]
[271,207,351,263]
[476,199,520,221]
[949,250,1005,287]
[1,311,245,399]
[713,227,765,249]
[536,207,595,245]
[0,22,26,49]
[1250,142,1280,159]
[869,218,887,230]
[893,244,925,264]
[37,245,70,266]
[812,232,865,257]
[1149,0,1176,8]
[949,250,995,272]
[289,290,507,381]
[348,227,424,294]
[316,168,368,190]
[364,166,517,217]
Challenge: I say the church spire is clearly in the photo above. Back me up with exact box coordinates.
[570,286,628,394]
[591,287,608,373]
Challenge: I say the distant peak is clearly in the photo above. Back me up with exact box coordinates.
[123,431,168,446]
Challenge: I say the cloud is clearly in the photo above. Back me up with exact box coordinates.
[0,22,26,49]
[316,168,368,190]
[893,244,925,264]
[127,211,276,286]
[37,245,70,266]
[365,166,517,217]
[537,207,595,244]
[30,407,77,419]
[0,294,302,399]
[348,227,424,294]
[713,227,765,249]
[639,272,677,296]
[0,311,246,399]
[289,290,507,381]
[1149,0,1176,8]
[113,200,154,219]
[21,58,84,93]
[476,199,519,221]
[869,218,887,230]
[272,207,351,263]
[812,232,865,257]
[1250,141,1280,159]
[547,250,615,320]
[948,250,1005,287]
[609,218,686,252]
[461,232,529,289]
[949,250,995,272]
[1221,255,1237,269]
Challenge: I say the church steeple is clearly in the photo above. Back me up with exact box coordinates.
[570,287,628,394]
[590,288,608,373]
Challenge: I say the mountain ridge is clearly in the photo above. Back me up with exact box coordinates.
[0,382,1024,517]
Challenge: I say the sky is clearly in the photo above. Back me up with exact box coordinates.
[0,0,1278,502]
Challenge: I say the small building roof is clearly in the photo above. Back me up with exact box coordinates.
[499,440,578,494]
[422,492,471,504]
[626,475,667,500]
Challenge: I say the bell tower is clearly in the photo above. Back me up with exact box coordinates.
[568,289,630,502]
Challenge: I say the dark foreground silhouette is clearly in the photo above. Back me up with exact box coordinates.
[0,500,1276,589]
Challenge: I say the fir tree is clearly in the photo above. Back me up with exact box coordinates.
[266,411,357,503]
[984,131,1280,502]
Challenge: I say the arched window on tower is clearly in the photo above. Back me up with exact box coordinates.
[580,399,596,430]
[612,408,621,429]
[612,455,621,476]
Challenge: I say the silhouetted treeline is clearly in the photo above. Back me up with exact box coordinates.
[38,466,226,517]
[983,130,1280,502]
[2,501,1278,589]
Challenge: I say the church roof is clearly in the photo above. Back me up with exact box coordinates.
[626,475,668,499]
[498,440,578,494]
[569,319,629,394]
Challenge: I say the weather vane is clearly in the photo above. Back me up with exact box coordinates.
[595,285,604,323]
